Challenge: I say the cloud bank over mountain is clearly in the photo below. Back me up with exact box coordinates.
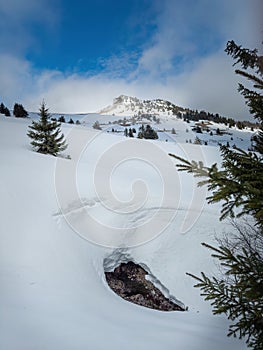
[0,0,262,119]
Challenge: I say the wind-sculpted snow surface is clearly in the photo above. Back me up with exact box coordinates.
[0,117,247,350]
[54,117,211,246]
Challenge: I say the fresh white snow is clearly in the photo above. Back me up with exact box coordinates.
[0,115,248,349]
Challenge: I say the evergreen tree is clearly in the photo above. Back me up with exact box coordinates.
[169,41,263,349]
[0,103,5,114]
[237,121,245,130]
[195,126,203,133]
[68,118,74,124]
[194,136,202,145]
[58,116,65,123]
[93,121,101,130]
[138,124,144,139]
[27,102,67,156]
[187,234,263,350]
[4,107,10,116]
[0,103,11,116]
[225,40,263,154]
[138,124,158,140]
[13,103,28,118]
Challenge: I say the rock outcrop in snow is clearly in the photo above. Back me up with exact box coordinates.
[105,261,185,311]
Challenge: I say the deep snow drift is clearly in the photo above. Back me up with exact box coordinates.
[0,116,247,349]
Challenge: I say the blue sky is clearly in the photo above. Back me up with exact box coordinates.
[0,0,262,119]
[26,1,153,73]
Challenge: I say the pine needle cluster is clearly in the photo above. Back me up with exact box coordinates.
[169,41,263,349]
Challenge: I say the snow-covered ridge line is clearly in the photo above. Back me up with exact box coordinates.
[97,94,182,117]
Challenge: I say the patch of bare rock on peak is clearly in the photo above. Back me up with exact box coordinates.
[105,261,185,312]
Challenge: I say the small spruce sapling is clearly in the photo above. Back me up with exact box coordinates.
[27,101,67,156]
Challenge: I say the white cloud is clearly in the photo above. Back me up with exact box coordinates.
[0,51,251,120]
[0,54,33,103]
[24,74,131,113]
[218,0,263,49]
[171,51,249,119]
[136,0,262,76]
[0,0,59,54]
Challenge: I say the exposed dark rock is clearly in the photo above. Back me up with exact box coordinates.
[105,261,184,312]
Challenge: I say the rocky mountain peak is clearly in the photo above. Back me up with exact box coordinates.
[98,95,181,117]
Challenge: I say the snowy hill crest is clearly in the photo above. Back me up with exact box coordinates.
[98,95,182,116]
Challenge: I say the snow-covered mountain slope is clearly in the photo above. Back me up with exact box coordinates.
[28,107,254,152]
[98,94,181,116]
[0,116,247,349]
